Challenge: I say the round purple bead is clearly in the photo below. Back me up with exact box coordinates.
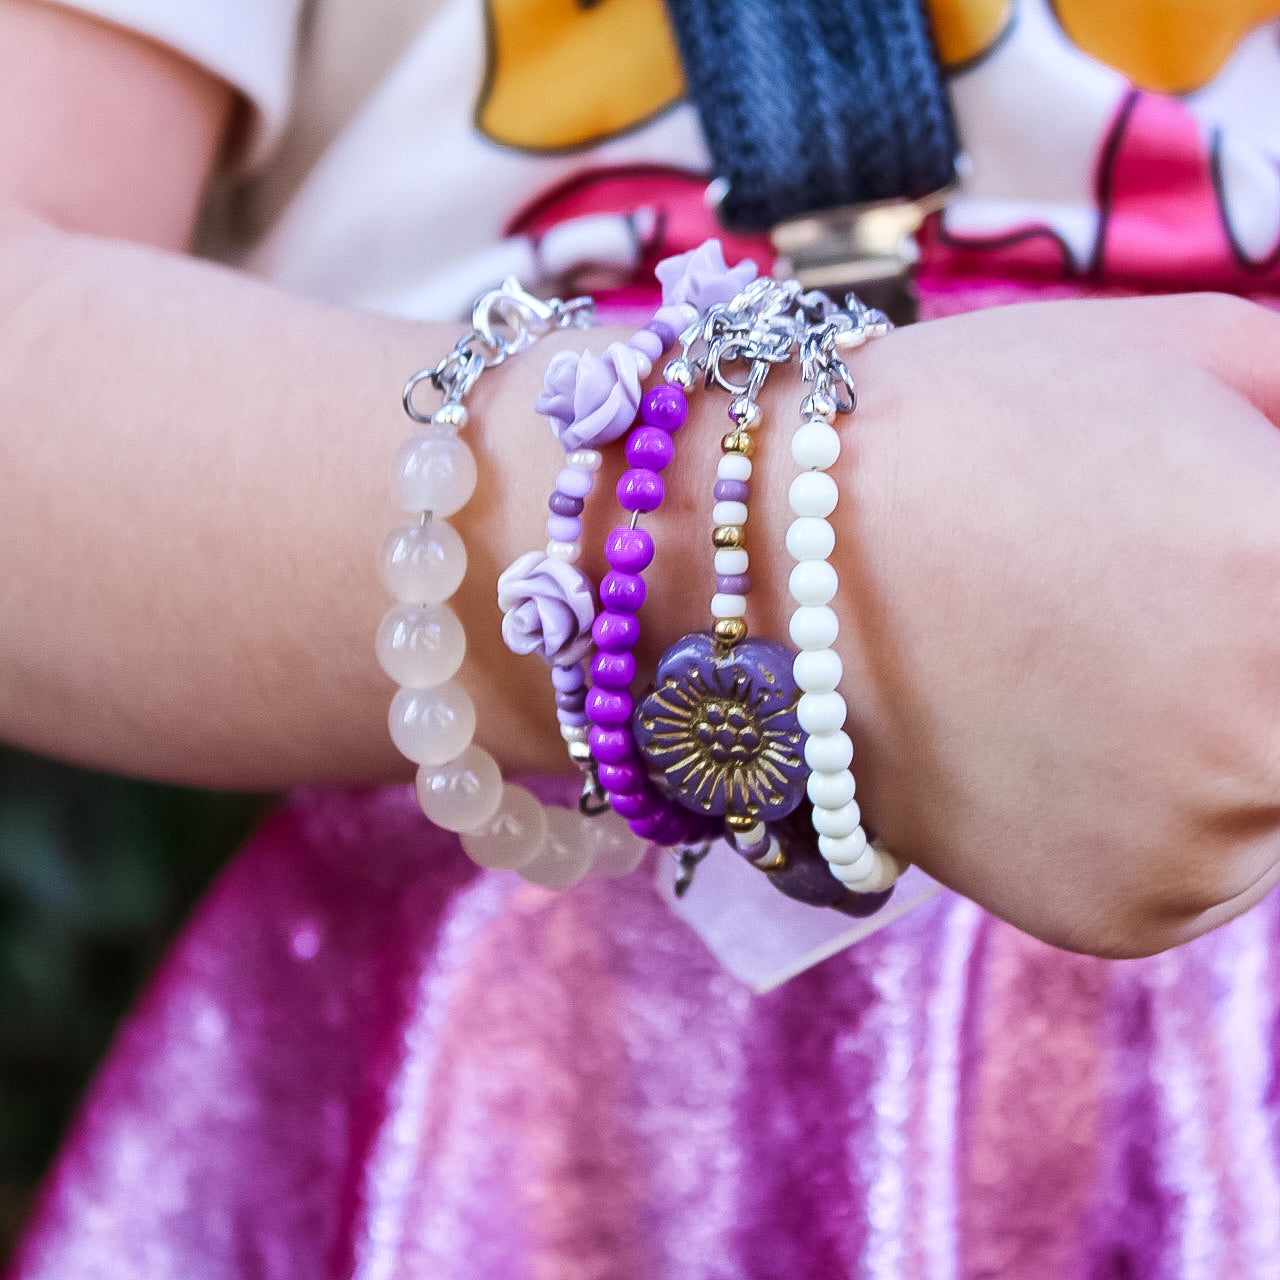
[554,688,586,711]
[556,709,589,728]
[586,687,633,728]
[641,384,689,433]
[599,570,646,613]
[591,610,640,652]
[548,491,585,517]
[588,726,635,766]
[605,527,654,574]
[713,478,749,503]
[598,759,647,792]
[590,650,636,690]
[628,808,671,838]
[610,790,655,820]
[625,426,674,472]
[715,572,752,595]
[617,468,664,513]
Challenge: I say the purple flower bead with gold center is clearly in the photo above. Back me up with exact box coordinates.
[633,631,807,823]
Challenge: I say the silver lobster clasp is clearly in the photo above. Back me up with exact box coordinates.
[471,277,562,360]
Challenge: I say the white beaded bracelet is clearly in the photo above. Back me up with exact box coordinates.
[786,314,904,895]
[379,280,646,888]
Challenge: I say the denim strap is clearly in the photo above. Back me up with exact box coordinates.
[663,0,958,230]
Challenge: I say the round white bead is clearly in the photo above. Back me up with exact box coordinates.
[734,820,769,852]
[793,647,843,692]
[714,548,749,576]
[584,810,649,879]
[711,593,748,619]
[393,431,478,517]
[804,729,853,773]
[812,798,862,839]
[414,744,504,832]
[819,825,868,865]
[460,784,548,871]
[712,500,749,527]
[559,723,587,744]
[546,540,581,563]
[791,418,841,470]
[387,682,476,766]
[789,604,839,651]
[828,844,876,884]
[807,768,856,810]
[831,845,900,892]
[566,449,602,472]
[788,470,839,519]
[717,453,752,482]
[788,559,838,606]
[380,521,467,605]
[785,517,835,562]
[797,690,847,736]
[518,805,596,889]
[375,603,466,688]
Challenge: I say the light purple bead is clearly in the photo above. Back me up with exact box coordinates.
[649,318,679,349]
[713,478,749,503]
[592,610,639,652]
[598,759,646,792]
[641,384,689,433]
[716,572,752,595]
[556,467,593,500]
[605,527,654,574]
[629,327,664,362]
[617,468,664,513]
[588,726,635,765]
[554,688,586,711]
[590,650,636,689]
[550,663,586,692]
[545,514,582,543]
[586,687,632,728]
[625,426,674,472]
[556,709,589,727]
[548,491,584,517]
[599,570,646,613]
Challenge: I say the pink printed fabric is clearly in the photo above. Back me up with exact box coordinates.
[11,777,1280,1280]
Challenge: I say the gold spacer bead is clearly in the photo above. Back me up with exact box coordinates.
[712,524,744,549]
[721,430,755,457]
[725,812,757,834]
[713,617,747,646]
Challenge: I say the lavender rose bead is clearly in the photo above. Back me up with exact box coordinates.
[654,239,758,311]
[497,550,596,665]
[534,342,644,452]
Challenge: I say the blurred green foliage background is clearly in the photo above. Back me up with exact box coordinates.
[0,746,263,1263]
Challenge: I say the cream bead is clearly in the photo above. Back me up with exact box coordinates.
[387,682,476,766]
[711,592,748,619]
[546,539,581,562]
[380,521,467,604]
[807,768,856,810]
[518,805,596,889]
[717,453,752,482]
[584,811,650,879]
[784,517,835,562]
[797,690,847,736]
[811,798,862,839]
[790,418,841,470]
[789,604,839,651]
[793,647,843,692]
[459,784,548,871]
[804,729,853,774]
[393,431,478,517]
[415,744,504,832]
[788,559,838,606]
[788,470,839,519]
[819,825,868,865]
[375,603,466,688]
[832,846,900,893]
[714,548,749,576]
[566,448,602,472]
[712,500,749,527]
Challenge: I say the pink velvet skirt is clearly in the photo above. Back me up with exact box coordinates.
[10,778,1280,1280]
